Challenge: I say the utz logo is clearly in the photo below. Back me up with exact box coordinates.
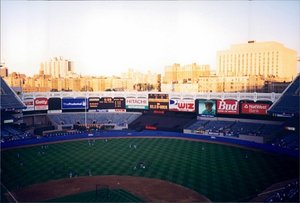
[217,100,239,114]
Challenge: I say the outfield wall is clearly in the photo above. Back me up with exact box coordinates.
[1,130,298,157]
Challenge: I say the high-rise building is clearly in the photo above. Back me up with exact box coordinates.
[41,57,74,78]
[217,41,297,81]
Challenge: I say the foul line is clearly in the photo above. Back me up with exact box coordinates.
[1,183,18,203]
[258,187,285,196]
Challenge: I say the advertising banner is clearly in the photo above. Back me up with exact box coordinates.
[125,97,148,109]
[99,97,114,109]
[114,97,126,109]
[48,98,62,110]
[108,109,126,112]
[169,99,195,112]
[198,100,216,116]
[216,100,239,114]
[62,98,87,109]
[48,110,62,114]
[88,97,100,109]
[23,98,34,111]
[34,97,48,110]
[145,125,157,130]
[148,93,169,110]
[241,102,270,115]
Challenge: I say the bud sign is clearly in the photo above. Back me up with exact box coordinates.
[216,100,239,114]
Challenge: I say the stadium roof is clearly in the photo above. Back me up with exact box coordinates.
[268,75,300,117]
[0,77,26,110]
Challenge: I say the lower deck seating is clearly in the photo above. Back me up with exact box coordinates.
[0,125,33,142]
[270,132,299,150]
[187,119,283,137]
[265,180,299,203]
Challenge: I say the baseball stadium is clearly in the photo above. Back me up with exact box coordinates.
[1,76,299,202]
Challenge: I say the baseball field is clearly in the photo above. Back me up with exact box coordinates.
[1,137,299,202]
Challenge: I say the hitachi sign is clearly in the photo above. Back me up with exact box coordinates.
[217,100,239,114]
[126,98,147,104]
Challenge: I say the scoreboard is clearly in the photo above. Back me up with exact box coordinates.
[89,97,100,109]
[48,97,62,110]
[114,97,126,109]
[99,97,125,109]
[148,93,169,110]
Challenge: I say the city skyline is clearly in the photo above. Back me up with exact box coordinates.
[1,1,300,76]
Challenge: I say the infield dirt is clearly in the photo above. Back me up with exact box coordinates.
[11,175,211,202]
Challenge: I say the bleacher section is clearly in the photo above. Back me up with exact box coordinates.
[1,77,29,143]
[231,122,263,136]
[270,132,299,151]
[48,112,142,127]
[266,75,299,150]
[1,125,32,142]
[265,180,299,203]
[185,118,284,143]
[204,120,235,133]
[129,112,195,132]
[268,75,300,116]
[260,124,282,136]
[187,120,209,131]
[0,77,26,110]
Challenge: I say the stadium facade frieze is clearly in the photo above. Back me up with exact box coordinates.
[22,91,281,103]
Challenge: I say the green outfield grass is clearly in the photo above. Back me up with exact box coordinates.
[45,189,144,202]
[1,138,299,202]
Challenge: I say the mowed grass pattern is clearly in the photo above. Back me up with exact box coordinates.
[45,189,144,202]
[1,138,299,202]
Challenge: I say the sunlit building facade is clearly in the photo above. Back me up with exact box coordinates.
[161,83,199,92]
[217,41,297,82]
[121,69,160,91]
[198,75,265,93]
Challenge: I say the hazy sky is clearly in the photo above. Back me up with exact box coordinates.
[1,1,299,76]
